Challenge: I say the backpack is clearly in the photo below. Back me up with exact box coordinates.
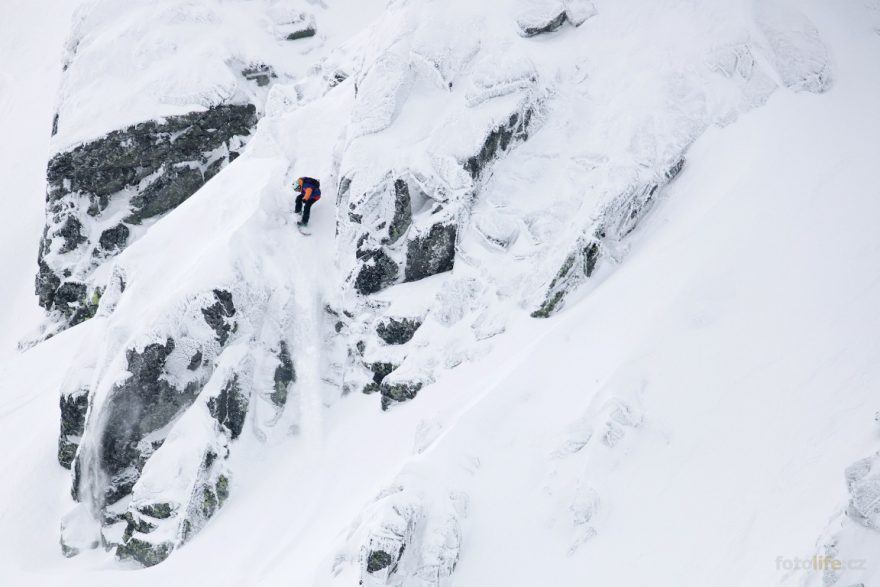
[299,177,321,201]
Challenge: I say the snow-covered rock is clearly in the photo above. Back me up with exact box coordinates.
[1,0,869,580]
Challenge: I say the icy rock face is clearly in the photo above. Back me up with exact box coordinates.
[515,0,597,37]
[58,388,88,469]
[335,8,545,303]
[533,157,685,317]
[62,283,255,564]
[37,105,256,331]
[754,1,833,94]
[793,451,880,587]
[845,452,880,530]
[376,317,423,345]
[341,483,466,587]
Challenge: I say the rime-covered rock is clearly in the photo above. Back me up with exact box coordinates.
[376,317,422,345]
[97,338,195,505]
[405,224,456,283]
[271,341,295,407]
[355,249,400,295]
[37,104,256,330]
[208,374,249,440]
[58,389,89,469]
[754,1,833,94]
[846,453,880,530]
[533,158,685,317]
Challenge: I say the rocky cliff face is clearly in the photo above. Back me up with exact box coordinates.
[38,105,256,331]
[36,0,842,573]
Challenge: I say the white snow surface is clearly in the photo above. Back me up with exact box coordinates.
[1,0,880,585]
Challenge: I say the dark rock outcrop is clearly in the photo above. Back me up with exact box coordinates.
[36,261,60,309]
[387,179,412,244]
[376,317,422,345]
[531,239,600,318]
[287,26,316,41]
[45,104,255,215]
[37,104,257,326]
[58,389,89,469]
[125,164,204,224]
[380,381,423,411]
[464,109,533,180]
[271,341,295,407]
[533,158,685,318]
[241,63,276,87]
[366,549,399,574]
[55,216,87,254]
[116,537,171,568]
[519,10,568,37]
[208,375,249,439]
[354,249,400,295]
[404,224,456,282]
[201,289,236,346]
[98,338,197,505]
[98,224,129,252]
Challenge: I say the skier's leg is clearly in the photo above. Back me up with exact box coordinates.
[294,194,304,214]
[302,200,313,225]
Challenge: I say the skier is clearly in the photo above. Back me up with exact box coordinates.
[294,176,321,228]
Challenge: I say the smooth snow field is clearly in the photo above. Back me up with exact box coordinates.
[1,0,878,585]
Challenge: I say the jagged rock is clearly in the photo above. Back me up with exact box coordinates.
[98,338,198,505]
[404,224,456,283]
[464,109,533,180]
[55,216,87,254]
[845,453,880,530]
[45,104,255,212]
[380,381,424,411]
[37,104,257,327]
[58,389,89,469]
[187,350,203,371]
[98,223,129,252]
[52,280,97,326]
[241,63,276,87]
[271,341,295,407]
[533,158,685,317]
[356,486,466,585]
[370,362,396,385]
[387,179,412,244]
[366,549,397,573]
[35,260,60,309]
[376,318,422,345]
[201,289,236,346]
[362,362,396,395]
[117,536,172,567]
[138,503,174,520]
[355,249,400,295]
[516,0,595,36]
[126,164,205,224]
[532,240,600,318]
[208,375,249,439]
[518,10,568,37]
[287,26,316,41]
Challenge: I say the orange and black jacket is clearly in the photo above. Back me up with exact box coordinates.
[296,177,322,201]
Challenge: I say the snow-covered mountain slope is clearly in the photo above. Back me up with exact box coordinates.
[1,0,879,585]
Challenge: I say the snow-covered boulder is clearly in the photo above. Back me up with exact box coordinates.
[338,481,466,587]
[754,1,833,94]
[846,452,880,530]
[533,157,685,317]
